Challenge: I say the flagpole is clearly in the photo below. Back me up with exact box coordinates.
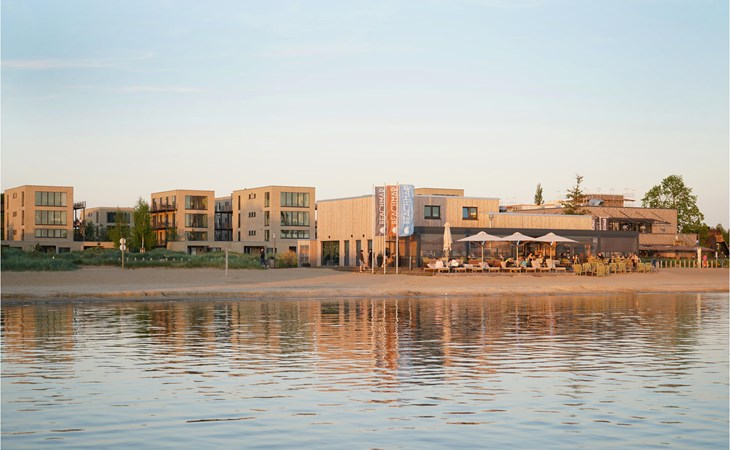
[372,185,375,275]
[396,183,400,275]
[383,182,387,275]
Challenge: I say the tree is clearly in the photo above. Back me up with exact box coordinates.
[562,174,589,215]
[84,220,98,241]
[534,183,544,205]
[641,175,704,233]
[131,197,155,251]
[108,208,130,247]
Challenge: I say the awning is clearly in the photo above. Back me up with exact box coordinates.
[640,245,715,252]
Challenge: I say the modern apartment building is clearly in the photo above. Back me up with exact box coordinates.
[214,197,233,242]
[231,186,315,256]
[3,185,76,252]
[150,189,215,254]
[84,207,135,242]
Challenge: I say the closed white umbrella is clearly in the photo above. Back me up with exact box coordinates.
[443,222,452,258]
[457,231,504,262]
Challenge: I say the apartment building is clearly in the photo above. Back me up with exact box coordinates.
[150,189,215,254]
[214,196,233,242]
[231,186,315,256]
[3,185,76,252]
[84,207,135,242]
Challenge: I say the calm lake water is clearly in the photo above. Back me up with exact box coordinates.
[2,294,728,449]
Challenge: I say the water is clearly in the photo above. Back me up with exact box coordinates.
[2,294,728,449]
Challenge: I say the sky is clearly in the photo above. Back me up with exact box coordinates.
[2,0,728,227]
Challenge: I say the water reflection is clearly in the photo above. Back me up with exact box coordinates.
[2,294,728,449]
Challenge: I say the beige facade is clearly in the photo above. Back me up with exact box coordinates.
[231,186,315,256]
[315,189,597,267]
[151,189,215,252]
[84,207,135,240]
[3,185,76,252]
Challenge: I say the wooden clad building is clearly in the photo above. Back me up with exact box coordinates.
[313,188,625,268]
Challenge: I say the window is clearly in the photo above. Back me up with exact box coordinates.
[248,212,256,218]
[462,207,478,220]
[35,229,68,238]
[280,192,310,208]
[185,195,208,210]
[248,230,256,236]
[106,211,130,224]
[264,211,270,226]
[35,191,67,207]
[280,230,310,239]
[248,193,256,200]
[185,214,208,228]
[264,230,270,241]
[35,210,67,225]
[280,211,310,226]
[264,192,270,207]
[424,205,441,219]
[186,231,208,241]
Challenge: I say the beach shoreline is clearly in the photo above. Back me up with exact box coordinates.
[1,266,728,303]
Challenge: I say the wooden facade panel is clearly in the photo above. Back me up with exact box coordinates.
[491,214,593,230]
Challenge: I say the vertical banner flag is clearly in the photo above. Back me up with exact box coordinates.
[398,184,414,237]
[374,186,386,236]
[375,184,415,238]
[387,185,399,237]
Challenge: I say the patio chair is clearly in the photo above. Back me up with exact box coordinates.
[595,264,607,277]
[533,259,551,273]
[582,262,594,276]
[500,261,521,273]
[572,263,583,275]
[480,262,501,274]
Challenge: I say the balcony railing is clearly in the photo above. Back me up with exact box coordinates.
[151,203,176,213]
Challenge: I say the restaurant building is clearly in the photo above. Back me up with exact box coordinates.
[312,187,639,268]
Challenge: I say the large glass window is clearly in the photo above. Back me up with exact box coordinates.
[462,207,478,220]
[106,211,130,224]
[35,210,67,225]
[185,214,208,228]
[281,230,310,239]
[424,205,441,219]
[321,241,339,266]
[35,229,68,238]
[264,211,270,226]
[35,191,67,207]
[280,192,310,208]
[186,231,208,241]
[280,211,310,226]
[185,195,208,210]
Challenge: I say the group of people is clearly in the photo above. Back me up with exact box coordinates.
[357,249,374,272]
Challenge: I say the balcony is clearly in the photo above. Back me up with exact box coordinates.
[153,221,171,230]
[151,203,177,213]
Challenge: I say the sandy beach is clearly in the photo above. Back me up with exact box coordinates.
[1,266,727,302]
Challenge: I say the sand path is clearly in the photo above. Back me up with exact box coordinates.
[1,266,727,302]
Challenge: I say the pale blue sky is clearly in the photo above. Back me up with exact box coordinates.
[2,0,728,226]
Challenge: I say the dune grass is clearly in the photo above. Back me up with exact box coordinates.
[2,247,265,271]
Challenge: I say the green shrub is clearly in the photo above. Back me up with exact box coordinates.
[2,247,77,271]
[276,251,298,268]
[1,247,264,271]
